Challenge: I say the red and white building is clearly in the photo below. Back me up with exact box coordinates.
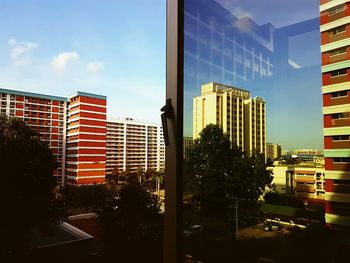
[321,0,350,227]
[0,88,106,185]
[65,92,107,185]
[0,88,67,183]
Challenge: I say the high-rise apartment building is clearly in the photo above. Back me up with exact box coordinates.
[66,92,107,185]
[0,88,67,183]
[244,97,266,155]
[106,118,165,174]
[193,82,266,155]
[0,88,106,185]
[183,137,193,159]
[266,143,282,161]
[320,0,350,227]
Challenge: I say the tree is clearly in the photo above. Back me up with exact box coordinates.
[185,124,273,221]
[0,116,67,256]
[60,184,111,213]
[98,179,163,262]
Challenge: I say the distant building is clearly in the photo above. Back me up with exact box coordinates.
[183,137,193,159]
[269,165,326,202]
[193,82,266,155]
[266,143,282,160]
[0,88,106,185]
[292,149,323,156]
[106,117,165,174]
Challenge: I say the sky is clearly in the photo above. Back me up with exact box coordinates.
[182,0,323,150]
[214,0,323,150]
[0,0,323,150]
[0,0,166,124]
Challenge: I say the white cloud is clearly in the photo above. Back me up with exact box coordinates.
[87,61,104,73]
[8,38,39,66]
[232,7,253,19]
[51,51,80,73]
[8,38,16,45]
[234,18,253,33]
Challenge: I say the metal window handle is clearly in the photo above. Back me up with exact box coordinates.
[161,99,173,146]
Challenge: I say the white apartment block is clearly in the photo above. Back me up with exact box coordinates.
[193,82,266,155]
[106,117,165,174]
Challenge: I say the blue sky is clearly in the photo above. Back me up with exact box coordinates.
[0,0,166,123]
[0,0,323,150]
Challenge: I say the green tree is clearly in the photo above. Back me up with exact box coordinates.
[0,116,67,256]
[186,124,273,220]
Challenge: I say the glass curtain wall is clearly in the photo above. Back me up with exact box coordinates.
[182,0,325,261]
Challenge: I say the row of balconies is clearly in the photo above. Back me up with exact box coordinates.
[324,113,350,128]
[321,3,350,25]
[321,24,350,46]
[324,135,350,149]
[323,90,350,106]
[322,46,350,66]
[325,157,350,170]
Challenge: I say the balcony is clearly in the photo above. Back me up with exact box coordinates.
[329,31,348,44]
[294,178,315,184]
[331,117,350,127]
[295,185,315,193]
[328,10,346,23]
[332,140,350,149]
[333,162,350,170]
[330,74,348,85]
[333,184,350,194]
[329,52,348,64]
[330,96,349,106]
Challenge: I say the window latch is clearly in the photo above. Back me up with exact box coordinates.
[161,99,173,146]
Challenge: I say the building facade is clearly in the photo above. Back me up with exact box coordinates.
[106,118,165,174]
[183,136,193,159]
[0,88,106,185]
[266,143,282,161]
[269,165,326,202]
[0,88,67,183]
[193,82,266,155]
[320,0,350,227]
[66,92,107,185]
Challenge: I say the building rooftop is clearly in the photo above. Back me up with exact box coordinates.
[0,88,67,101]
[69,91,107,100]
[107,116,161,127]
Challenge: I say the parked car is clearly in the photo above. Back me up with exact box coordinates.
[183,225,204,238]
[263,222,280,231]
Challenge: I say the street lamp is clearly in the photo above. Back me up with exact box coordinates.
[233,197,239,240]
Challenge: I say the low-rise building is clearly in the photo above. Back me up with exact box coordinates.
[269,165,326,202]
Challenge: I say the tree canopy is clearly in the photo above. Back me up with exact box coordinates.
[98,179,163,262]
[185,124,273,219]
[0,116,67,255]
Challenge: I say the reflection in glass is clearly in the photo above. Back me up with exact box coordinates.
[182,0,327,261]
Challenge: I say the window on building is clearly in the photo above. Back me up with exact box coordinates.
[329,47,347,57]
[333,157,350,163]
[330,68,347,77]
[328,4,345,16]
[331,90,348,97]
[329,25,346,35]
[331,112,349,119]
[332,135,350,141]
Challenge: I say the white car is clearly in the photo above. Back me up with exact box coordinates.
[183,225,204,238]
